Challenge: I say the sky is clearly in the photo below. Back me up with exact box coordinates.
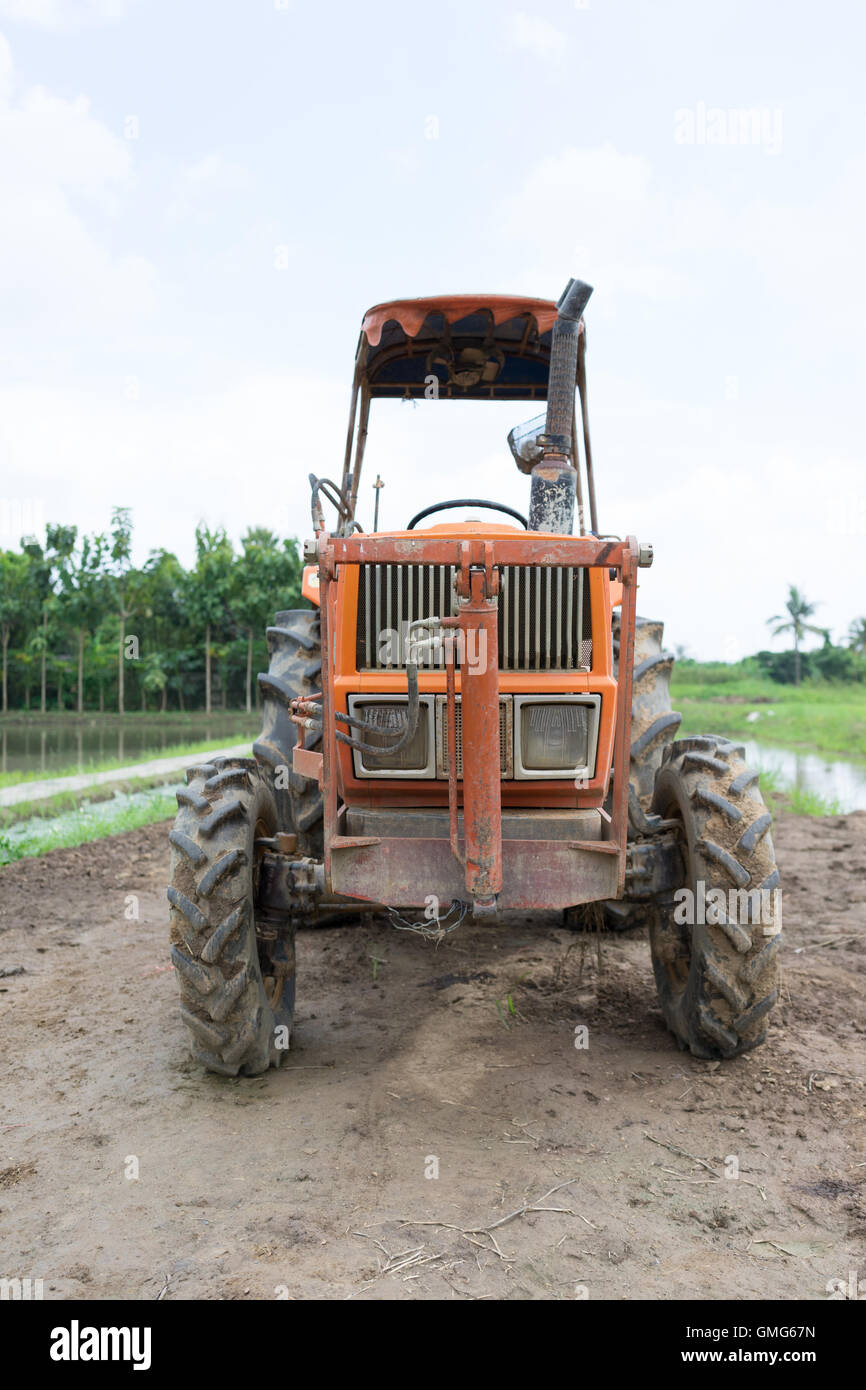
[0,0,863,660]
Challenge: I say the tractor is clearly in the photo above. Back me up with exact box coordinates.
[167,278,781,1076]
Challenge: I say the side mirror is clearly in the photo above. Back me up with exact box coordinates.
[507,411,546,475]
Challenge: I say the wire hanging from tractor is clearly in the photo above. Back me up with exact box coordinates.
[383,899,470,943]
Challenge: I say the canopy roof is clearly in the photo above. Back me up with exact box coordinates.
[357,294,579,401]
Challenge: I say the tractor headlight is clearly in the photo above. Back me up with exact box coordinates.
[513,695,601,780]
[347,695,435,778]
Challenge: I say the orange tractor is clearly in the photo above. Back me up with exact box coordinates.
[168,279,781,1076]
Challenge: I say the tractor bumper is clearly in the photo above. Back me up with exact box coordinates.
[326,808,619,911]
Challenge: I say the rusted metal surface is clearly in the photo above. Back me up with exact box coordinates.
[322,533,635,573]
[344,807,603,841]
[321,566,339,889]
[611,543,638,895]
[292,744,323,787]
[327,836,619,910]
[444,624,461,864]
[457,561,502,906]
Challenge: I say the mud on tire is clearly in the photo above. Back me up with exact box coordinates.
[613,613,683,810]
[649,735,781,1059]
[254,608,324,857]
[168,756,296,1076]
[602,614,682,930]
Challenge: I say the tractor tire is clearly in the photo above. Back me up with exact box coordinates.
[613,613,683,811]
[648,735,781,1059]
[591,615,683,932]
[168,756,296,1076]
[253,608,324,857]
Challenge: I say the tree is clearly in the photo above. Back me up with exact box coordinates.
[140,549,185,712]
[12,647,38,710]
[847,617,866,654]
[0,550,31,713]
[0,516,305,713]
[766,585,828,686]
[230,528,304,714]
[56,531,107,714]
[103,508,142,715]
[186,525,234,715]
[140,650,168,710]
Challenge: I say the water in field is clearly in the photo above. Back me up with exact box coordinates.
[0,717,259,780]
[744,739,866,813]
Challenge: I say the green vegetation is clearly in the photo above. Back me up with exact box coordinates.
[0,787,177,864]
[0,774,180,831]
[672,660,866,761]
[750,767,841,818]
[0,508,304,717]
[766,584,830,686]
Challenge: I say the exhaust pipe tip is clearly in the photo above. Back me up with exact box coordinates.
[557,278,594,321]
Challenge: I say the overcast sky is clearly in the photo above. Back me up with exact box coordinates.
[0,0,862,659]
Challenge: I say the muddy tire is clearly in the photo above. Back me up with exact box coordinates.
[168,756,296,1076]
[253,608,323,857]
[599,615,683,931]
[613,613,683,810]
[648,735,781,1059]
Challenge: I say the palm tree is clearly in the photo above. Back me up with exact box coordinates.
[767,585,828,685]
[847,617,866,654]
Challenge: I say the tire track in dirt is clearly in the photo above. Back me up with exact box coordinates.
[0,812,863,1300]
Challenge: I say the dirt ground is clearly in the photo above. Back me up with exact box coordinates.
[0,810,864,1301]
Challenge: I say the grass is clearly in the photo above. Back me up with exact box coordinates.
[785,786,842,816]
[0,733,255,791]
[0,788,176,865]
[673,664,857,816]
[672,664,866,762]
[754,767,841,818]
[0,773,180,830]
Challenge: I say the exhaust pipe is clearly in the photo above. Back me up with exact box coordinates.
[528,277,593,534]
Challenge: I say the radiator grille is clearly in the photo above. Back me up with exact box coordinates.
[435,695,512,779]
[356,564,593,671]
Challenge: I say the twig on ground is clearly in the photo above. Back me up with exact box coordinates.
[645,1132,766,1200]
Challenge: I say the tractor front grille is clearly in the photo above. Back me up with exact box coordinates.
[355,564,593,672]
[435,695,512,779]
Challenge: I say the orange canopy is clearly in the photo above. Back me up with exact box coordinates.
[356,294,573,401]
[361,294,559,346]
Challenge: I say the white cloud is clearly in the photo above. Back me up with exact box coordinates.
[505,11,567,64]
[0,375,349,563]
[184,152,248,188]
[164,151,251,222]
[501,144,691,302]
[0,0,130,29]
[0,33,158,339]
